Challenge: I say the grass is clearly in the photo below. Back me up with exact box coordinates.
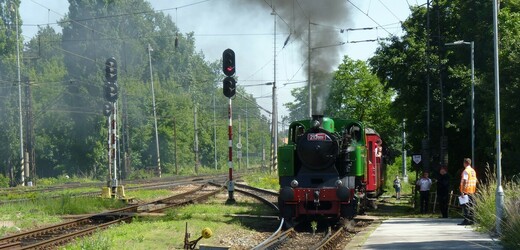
[0,194,126,237]
[61,197,278,249]
[472,166,520,249]
[241,170,279,191]
[124,189,175,202]
[0,186,101,201]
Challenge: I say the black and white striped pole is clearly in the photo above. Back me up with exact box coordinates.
[104,57,118,194]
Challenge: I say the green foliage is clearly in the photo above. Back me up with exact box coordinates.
[0,202,62,236]
[0,175,9,188]
[124,189,173,202]
[502,196,520,249]
[39,194,126,215]
[61,231,113,250]
[385,156,414,195]
[0,0,271,184]
[472,180,497,231]
[472,167,520,248]
[327,56,399,160]
[242,171,279,191]
[284,86,309,121]
[35,175,94,186]
[367,0,520,178]
[288,56,399,162]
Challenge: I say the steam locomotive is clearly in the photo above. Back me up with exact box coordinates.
[277,115,385,224]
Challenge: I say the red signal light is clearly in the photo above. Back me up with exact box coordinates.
[222,49,235,76]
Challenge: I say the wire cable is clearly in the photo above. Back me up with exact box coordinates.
[346,0,392,35]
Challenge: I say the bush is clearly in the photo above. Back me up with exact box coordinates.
[472,166,520,248]
[502,197,520,249]
[0,175,9,188]
[472,168,497,231]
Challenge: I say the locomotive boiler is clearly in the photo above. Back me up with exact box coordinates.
[277,115,384,225]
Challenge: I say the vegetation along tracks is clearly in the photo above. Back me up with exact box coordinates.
[0,184,225,249]
[0,173,231,205]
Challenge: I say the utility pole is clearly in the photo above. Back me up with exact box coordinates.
[238,115,242,170]
[122,90,131,179]
[194,104,199,174]
[423,0,431,174]
[245,103,249,169]
[213,93,218,169]
[271,7,278,172]
[148,44,161,178]
[308,19,312,118]
[174,117,178,175]
[402,119,408,182]
[14,3,24,186]
[24,78,34,185]
[436,0,447,168]
[110,102,118,192]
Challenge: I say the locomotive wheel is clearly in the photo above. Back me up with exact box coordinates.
[341,203,356,219]
[278,197,295,228]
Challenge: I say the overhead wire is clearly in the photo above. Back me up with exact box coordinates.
[26,0,212,26]
[377,0,402,22]
[346,0,392,35]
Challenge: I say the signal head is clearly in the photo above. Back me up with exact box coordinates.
[104,82,119,102]
[222,49,235,76]
[222,76,236,98]
[105,57,118,83]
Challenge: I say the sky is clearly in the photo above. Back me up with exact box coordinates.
[20,0,427,119]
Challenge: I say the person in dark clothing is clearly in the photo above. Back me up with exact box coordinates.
[393,175,402,200]
[437,167,450,218]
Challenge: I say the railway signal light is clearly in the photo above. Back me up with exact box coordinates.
[222,49,235,77]
[105,57,117,83]
[223,76,236,98]
[104,82,118,102]
[103,102,113,116]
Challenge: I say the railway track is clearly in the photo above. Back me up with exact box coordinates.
[233,183,279,211]
[253,218,372,249]
[0,184,225,249]
[0,173,233,205]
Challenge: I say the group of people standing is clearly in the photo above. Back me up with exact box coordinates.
[392,158,477,225]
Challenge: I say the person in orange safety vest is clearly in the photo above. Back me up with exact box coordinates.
[458,158,477,225]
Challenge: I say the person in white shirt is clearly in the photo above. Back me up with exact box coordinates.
[416,172,432,214]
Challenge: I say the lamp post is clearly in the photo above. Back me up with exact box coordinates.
[492,0,504,235]
[445,40,475,165]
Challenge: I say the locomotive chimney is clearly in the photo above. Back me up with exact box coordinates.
[311,114,324,129]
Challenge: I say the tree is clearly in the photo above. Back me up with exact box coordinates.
[0,0,23,183]
[370,0,520,176]
[284,87,309,122]
[327,56,398,160]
